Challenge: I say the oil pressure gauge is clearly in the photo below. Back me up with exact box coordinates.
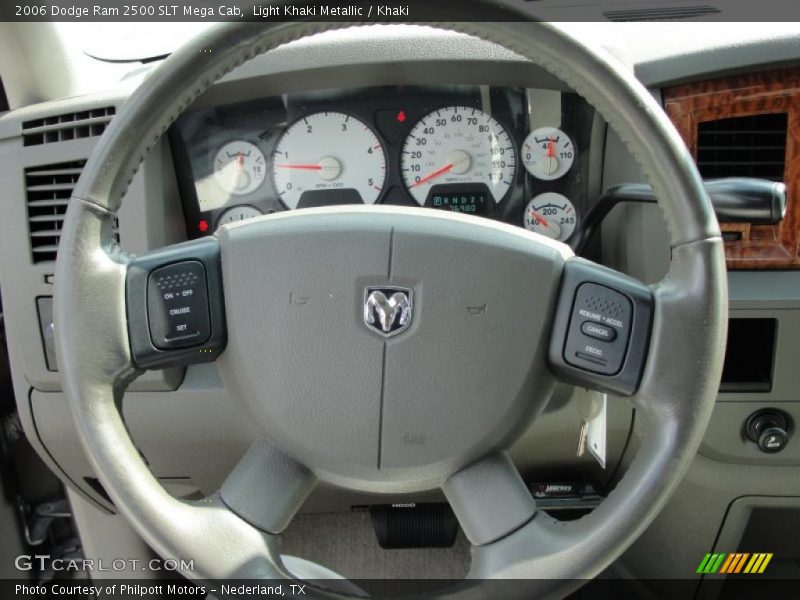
[523,192,577,242]
[521,127,575,180]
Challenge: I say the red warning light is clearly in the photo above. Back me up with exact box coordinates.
[396,111,407,123]
[198,219,209,233]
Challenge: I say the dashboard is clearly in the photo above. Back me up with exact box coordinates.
[169,85,595,243]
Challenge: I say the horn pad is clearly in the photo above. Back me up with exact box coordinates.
[216,207,567,493]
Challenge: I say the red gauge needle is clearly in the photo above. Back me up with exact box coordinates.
[547,136,555,158]
[275,163,323,170]
[237,152,244,172]
[410,162,454,188]
[529,210,550,228]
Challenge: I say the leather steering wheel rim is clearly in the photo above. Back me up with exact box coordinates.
[54,8,727,599]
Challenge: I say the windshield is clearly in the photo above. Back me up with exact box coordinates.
[57,22,213,62]
[58,21,800,64]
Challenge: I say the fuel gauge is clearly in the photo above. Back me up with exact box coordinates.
[213,140,265,195]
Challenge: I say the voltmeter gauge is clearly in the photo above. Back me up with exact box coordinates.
[521,127,575,180]
[523,192,577,242]
[213,140,266,195]
[217,205,262,228]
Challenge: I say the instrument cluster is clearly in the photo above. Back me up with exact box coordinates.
[170,85,592,243]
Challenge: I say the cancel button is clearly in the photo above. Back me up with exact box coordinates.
[581,321,616,342]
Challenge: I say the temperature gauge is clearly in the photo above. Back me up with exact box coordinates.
[521,127,575,180]
[523,192,577,242]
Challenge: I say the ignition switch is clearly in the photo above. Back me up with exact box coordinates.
[745,409,791,453]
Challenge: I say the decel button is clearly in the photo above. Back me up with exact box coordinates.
[147,261,211,350]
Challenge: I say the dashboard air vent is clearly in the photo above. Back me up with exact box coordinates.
[697,113,788,181]
[25,160,85,263]
[25,160,118,264]
[603,5,720,21]
[21,106,115,147]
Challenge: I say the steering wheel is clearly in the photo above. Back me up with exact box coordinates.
[54,8,727,599]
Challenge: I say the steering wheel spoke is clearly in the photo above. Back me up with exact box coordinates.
[220,438,317,535]
[126,236,227,370]
[443,452,536,546]
[547,257,654,397]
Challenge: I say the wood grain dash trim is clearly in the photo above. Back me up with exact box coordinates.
[664,67,800,269]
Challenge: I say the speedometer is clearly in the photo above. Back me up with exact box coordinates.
[400,106,516,206]
[271,111,386,209]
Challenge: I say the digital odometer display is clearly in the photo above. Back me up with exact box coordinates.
[429,187,491,215]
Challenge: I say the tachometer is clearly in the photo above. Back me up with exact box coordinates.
[401,106,516,206]
[271,111,386,209]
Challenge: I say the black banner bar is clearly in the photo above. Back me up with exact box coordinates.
[3,0,800,22]
[3,578,800,599]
